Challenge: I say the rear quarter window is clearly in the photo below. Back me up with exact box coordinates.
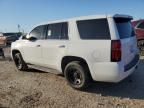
[77,19,110,40]
[114,18,135,39]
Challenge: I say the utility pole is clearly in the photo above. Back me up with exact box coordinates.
[18,24,21,33]
[22,29,24,34]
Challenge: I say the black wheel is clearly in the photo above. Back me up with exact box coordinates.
[0,48,5,58]
[64,61,91,90]
[138,40,144,56]
[13,53,28,71]
[138,40,144,51]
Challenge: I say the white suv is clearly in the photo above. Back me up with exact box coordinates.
[11,14,139,89]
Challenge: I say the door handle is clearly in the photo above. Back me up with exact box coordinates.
[36,45,41,47]
[59,45,65,48]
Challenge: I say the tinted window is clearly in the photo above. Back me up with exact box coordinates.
[46,22,68,39]
[29,25,45,39]
[3,33,15,36]
[61,23,68,39]
[3,33,22,37]
[137,22,144,29]
[47,23,62,39]
[115,18,135,39]
[77,19,110,39]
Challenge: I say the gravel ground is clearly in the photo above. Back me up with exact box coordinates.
[0,48,144,108]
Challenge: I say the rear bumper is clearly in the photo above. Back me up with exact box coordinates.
[90,56,139,83]
[124,54,139,72]
[117,62,138,82]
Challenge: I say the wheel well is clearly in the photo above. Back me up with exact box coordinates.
[12,50,20,58]
[61,56,90,73]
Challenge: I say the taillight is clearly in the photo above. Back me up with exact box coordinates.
[111,40,121,62]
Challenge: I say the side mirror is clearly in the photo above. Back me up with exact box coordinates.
[28,36,37,41]
[22,35,27,40]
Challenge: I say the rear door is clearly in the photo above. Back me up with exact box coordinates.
[114,18,139,68]
[41,22,68,70]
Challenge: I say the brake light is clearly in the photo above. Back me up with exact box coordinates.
[111,40,121,62]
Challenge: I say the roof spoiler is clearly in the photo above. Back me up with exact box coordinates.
[113,14,133,20]
[107,14,133,20]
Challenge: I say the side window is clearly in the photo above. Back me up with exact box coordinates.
[137,22,144,29]
[47,23,62,39]
[29,25,45,39]
[61,23,68,39]
[77,19,110,39]
[46,22,68,40]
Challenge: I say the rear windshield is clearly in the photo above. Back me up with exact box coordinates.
[77,19,110,39]
[114,18,135,39]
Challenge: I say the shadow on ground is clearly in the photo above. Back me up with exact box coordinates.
[85,59,144,100]
[25,68,47,73]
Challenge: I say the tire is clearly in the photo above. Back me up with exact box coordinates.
[13,53,28,71]
[0,48,5,58]
[138,40,144,51]
[64,61,91,90]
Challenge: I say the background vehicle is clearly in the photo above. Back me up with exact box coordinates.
[132,19,144,50]
[3,32,22,45]
[11,14,139,90]
[0,33,6,46]
[0,33,6,58]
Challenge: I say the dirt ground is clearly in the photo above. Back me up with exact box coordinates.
[0,48,144,108]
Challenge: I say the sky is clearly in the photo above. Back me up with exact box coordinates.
[0,0,144,33]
